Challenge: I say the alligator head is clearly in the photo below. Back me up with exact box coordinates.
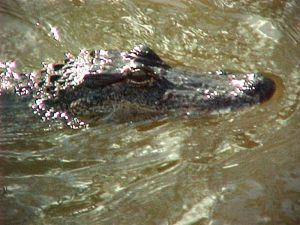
[35,45,275,123]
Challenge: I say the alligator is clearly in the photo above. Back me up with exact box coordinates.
[0,45,275,127]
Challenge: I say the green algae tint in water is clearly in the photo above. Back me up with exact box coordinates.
[1,0,300,224]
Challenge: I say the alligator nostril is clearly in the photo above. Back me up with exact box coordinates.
[256,77,276,102]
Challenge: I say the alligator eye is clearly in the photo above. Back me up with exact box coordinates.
[127,67,156,87]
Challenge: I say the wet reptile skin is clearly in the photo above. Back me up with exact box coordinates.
[1,45,275,126]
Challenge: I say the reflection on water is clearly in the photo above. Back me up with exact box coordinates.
[1,0,300,224]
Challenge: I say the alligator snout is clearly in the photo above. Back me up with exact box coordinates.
[161,70,275,113]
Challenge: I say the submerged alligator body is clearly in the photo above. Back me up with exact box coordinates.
[1,45,275,127]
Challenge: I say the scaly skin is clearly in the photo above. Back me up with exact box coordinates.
[1,45,275,127]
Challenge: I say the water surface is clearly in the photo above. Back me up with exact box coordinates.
[1,0,300,224]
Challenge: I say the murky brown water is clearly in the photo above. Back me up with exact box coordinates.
[1,0,300,224]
